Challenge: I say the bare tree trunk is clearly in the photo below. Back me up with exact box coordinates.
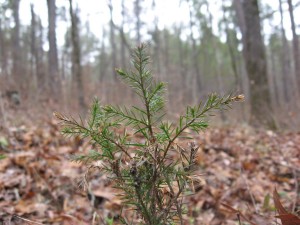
[233,0,250,121]
[0,18,8,78]
[152,0,161,77]
[206,2,226,121]
[268,47,279,109]
[163,30,170,79]
[233,0,246,39]
[30,4,46,102]
[30,4,38,90]
[242,0,272,126]
[176,24,188,102]
[134,0,142,44]
[117,2,130,70]
[108,0,117,81]
[120,0,126,69]
[279,0,293,102]
[99,29,110,102]
[69,0,86,112]
[47,0,61,99]
[287,0,300,90]
[99,29,108,83]
[12,0,20,86]
[222,0,239,89]
[37,18,46,90]
[187,0,202,93]
[30,4,35,77]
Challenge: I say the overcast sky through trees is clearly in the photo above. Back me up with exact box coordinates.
[18,0,299,50]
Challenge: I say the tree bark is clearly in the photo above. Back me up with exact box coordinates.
[134,0,142,44]
[242,0,272,126]
[69,0,86,111]
[176,24,188,101]
[108,0,117,80]
[120,0,126,69]
[99,29,108,83]
[47,0,61,98]
[222,0,239,89]
[37,18,46,90]
[151,0,161,76]
[12,0,20,85]
[188,0,202,93]
[0,18,8,78]
[279,0,292,102]
[287,0,300,90]
[30,3,42,90]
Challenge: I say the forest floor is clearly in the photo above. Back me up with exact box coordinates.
[0,110,299,224]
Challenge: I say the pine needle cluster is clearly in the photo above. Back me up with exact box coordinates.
[54,43,243,225]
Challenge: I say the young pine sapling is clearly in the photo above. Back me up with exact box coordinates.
[54,44,243,225]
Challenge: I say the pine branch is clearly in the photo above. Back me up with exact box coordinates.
[162,93,241,162]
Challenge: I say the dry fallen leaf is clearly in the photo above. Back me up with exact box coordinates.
[220,203,259,225]
[273,188,288,214]
[273,188,300,225]
[275,214,300,225]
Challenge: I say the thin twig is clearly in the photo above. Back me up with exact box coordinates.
[292,167,299,212]
[103,135,132,159]
[277,146,299,212]
[32,167,61,209]
[240,166,258,213]
[237,213,242,225]
[12,215,44,225]
[160,174,185,224]
[162,95,234,162]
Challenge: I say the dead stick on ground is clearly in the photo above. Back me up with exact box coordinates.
[13,215,44,225]
[292,167,299,212]
[240,166,258,213]
[279,148,299,213]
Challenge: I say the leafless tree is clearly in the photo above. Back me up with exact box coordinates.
[47,0,61,98]
[69,0,86,111]
[242,0,271,125]
[12,0,20,84]
[287,0,300,89]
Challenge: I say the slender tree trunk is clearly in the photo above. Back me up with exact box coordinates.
[268,47,279,109]
[242,0,272,126]
[30,4,38,90]
[69,0,86,111]
[287,0,300,90]
[99,29,108,83]
[117,1,130,70]
[120,0,126,69]
[99,29,110,102]
[206,2,226,120]
[30,4,35,77]
[188,0,202,93]
[12,0,20,86]
[233,0,251,121]
[108,0,117,81]
[47,0,61,98]
[134,0,142,44]
[278,0,293,102]
[177,24,188,102]
[152,0,161,77]
[163,29,170,79]
[233,0,246,46]
[222,0,239,89]
[0,18,8,78]
[37,18,46,90]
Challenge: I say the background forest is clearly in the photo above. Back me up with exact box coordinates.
[1,0,300,128]
[0,0,300,224]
